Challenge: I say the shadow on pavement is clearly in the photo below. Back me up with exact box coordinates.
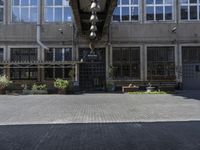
[0,121,200,150]
[174,90,200,101]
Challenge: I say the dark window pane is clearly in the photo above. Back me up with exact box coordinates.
[55,0,62,5]
[146,6,154,20]
[165,6,172,20]
[45,68,53,79]
[13,0,19,6]
[12,7,20,22]
[131,7,139,20]
[122,7,129,21]
[45,49,53,61]
[0,48,3,61]
[0,8,3,22]
[181,0,188,4]
[190,6,197,20]
[0,0,4,5]
[131,0,138,4]
[113,7,120,21]
[146,0,154,4]
[30,0,37,6]
[181,6,188,20]
[64,48,72,61]
[122,0,129,5]
[156,6,163,20]
[190,0,197,3]
[156,0,163,4]
[55,68,63,78]
[55,48,63,61]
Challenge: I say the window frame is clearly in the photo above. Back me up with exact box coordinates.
[146,45,176,81]
[112,0,141,22]
[179,0,200,22]
[0,0,5,24]
[144,0,176,23]
[112,45,142,81]
[44,0,72,23]
[11,0,38,23]
[44,47,72,62]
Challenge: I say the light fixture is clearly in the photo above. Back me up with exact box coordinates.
[90,0,100,11]
[90,32,96,39]
[90,12,99,23]
[90,24,97,32]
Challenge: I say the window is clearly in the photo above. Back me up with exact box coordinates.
[147,46,175,80]
[146,0,174,21]
[10,66,37,80]
[0,48,3,61]
[44,48,72,62]
[12,0,38,22]
[11,48,37,62]
[0,0,4,22]
[181,0,200,20]
[45,0,72,22]
[113,0,140,22]
[182,46,200,63]
[44,65,73,80]
[112,47,140,79]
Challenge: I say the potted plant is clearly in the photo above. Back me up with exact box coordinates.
[54,78,69,94]
[146,83,156,92]
[31,84,48,94]
[0,75,12,94]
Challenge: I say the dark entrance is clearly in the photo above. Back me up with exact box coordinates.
[79,48,106,91]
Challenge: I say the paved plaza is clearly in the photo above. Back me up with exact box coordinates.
[0,92,200,150]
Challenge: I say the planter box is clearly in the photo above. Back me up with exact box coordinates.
[146,87,156,92]
[23,90,48,95]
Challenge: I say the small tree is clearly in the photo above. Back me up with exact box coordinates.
[54,78,69,94]
[0,75,12,94]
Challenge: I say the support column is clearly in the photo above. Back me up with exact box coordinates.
[144,45,148,81]
[140,45,145,82]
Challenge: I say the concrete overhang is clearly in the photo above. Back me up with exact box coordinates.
[69,0,117,39]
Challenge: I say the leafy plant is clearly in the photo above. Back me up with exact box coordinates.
[108,65,117,79]
[32,84,47,91]
[54,79,69,90]
[0,75,12,89]
[68,69,75,81]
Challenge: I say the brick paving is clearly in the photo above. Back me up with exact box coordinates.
[0,92,200,150]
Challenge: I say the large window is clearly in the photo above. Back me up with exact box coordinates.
[12,0,38,22]
[147,46,175,80]
[146,0,174,21]
[44,65,73,80]
[11,48,37,62]
[113,0,140,22]
[44,48,72,62]
[45,0,72,22]
[182,46,200,63]
[10,66,37,80]
[112,47,140,79]
[0,0,4,22]
[181,0,200,20]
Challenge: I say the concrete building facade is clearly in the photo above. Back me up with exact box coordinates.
[0,0,200,91]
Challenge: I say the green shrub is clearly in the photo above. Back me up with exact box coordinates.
[54,79,69,90]
[0,75,12,89]
[32,84,47,91]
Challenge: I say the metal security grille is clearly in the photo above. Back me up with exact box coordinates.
[79,48,106,91]
[147,46,175,81]
[182,46,200,89]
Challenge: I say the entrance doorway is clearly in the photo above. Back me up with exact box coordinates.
[182,46,200,90]
[79,48,106,91]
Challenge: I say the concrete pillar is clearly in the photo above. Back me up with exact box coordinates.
[140,45,145,82]
[106,45,109,80]
[144,45,148,81]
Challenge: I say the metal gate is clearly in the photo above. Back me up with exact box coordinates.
[182,46,200,90]
[79,48,106,91]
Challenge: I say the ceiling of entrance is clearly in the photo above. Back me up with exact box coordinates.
[70,0,117,39]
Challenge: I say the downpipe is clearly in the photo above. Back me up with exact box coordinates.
[37,0,48,50]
